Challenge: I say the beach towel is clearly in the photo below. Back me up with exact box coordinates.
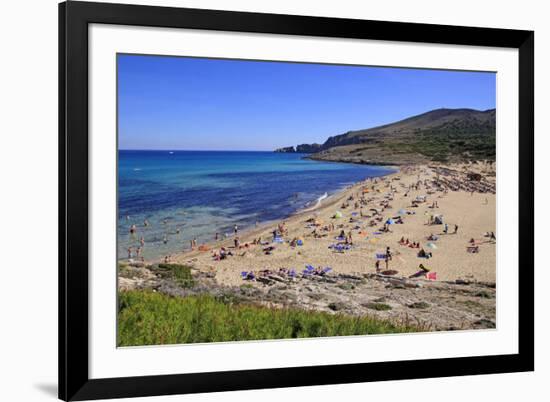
[376,253,386,260]
[241,271,255,280]
[330,243,351,250]
[426,272,437,280]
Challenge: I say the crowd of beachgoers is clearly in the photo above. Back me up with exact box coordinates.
[121,162,496,288]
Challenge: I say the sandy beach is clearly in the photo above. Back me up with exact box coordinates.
[115,60,499,340]
[164,162,496,287]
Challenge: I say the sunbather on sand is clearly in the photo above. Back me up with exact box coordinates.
[418,248,432,258]
[409,263,430,278]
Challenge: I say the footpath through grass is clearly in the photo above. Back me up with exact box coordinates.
[118,290,419,346]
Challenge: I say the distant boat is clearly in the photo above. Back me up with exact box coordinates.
[169,151,174,154]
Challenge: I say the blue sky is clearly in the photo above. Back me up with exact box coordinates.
[118,54,496,151]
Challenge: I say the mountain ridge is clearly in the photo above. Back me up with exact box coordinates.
[275,108,496,165]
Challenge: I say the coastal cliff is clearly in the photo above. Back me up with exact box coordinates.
[296,143,322,153]
[274,146,296,153]
[275,108,496,165]
[275,144,322,153]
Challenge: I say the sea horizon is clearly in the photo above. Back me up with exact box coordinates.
[119,149,300,153]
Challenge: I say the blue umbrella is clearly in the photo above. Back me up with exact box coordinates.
[386,218,395,225]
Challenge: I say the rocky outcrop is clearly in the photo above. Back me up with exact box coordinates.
[274,146,296,153]
[119,262,496,332]
[296,143,322,153]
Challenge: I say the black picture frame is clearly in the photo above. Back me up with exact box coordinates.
[59,1,534,400]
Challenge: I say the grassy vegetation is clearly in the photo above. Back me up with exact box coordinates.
[118,290,419,346]
[150,264,195,288]
[364,302,393,311]
[380,120,495,163]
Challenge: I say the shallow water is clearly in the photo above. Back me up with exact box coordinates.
[118,150,395,260]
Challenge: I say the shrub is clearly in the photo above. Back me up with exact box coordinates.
[364,302,393,311]
[151,263,195,288]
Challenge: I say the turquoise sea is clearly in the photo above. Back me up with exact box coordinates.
[118,150,395,260]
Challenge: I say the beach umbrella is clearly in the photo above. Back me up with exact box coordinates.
[398,209,407,215]
[334,211,343,219]
[427,242,438,249]
[385,218,395,225]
